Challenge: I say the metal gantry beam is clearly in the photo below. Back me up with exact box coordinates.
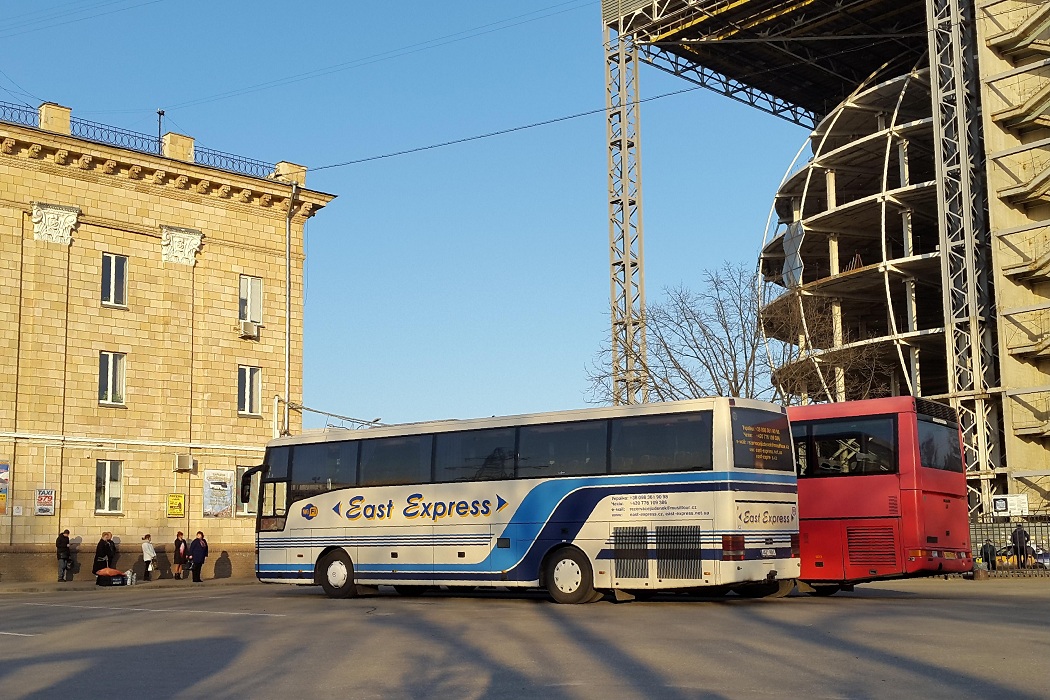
[605,20,649,405]
[926,0,1002,513]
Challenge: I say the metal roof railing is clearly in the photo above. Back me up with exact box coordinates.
[0,100,278,180]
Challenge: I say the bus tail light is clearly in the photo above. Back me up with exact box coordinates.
[907,549,931,559]
[790,534,800,558]
[722,535,745,561]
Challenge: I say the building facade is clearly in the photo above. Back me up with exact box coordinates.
[0,102,333,581]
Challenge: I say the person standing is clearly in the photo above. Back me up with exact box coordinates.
[56,529,72,582]
[92,531,114,574]
[980,538,997,572]
[188,531,209,583]
[172,531,188,580]
[141,534,157,582]
[1011,524,1031,568]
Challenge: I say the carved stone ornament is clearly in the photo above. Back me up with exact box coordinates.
[77,154,92,170]
[28,144,42,158]
[174,175,189,189]
[128,165,142,179]
[160,225,203,266]
[103,159,117,174]
[153,170,166,185]
[196,180,211,195]
[218,184,231,197]
[55,149,68,165]
[31,202,80,246]
[238,188,252,202]
[1,138,15,154]
[260,193,272,206]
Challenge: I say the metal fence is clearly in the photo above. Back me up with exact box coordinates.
[970,515,1049,567]
[1,100,278,180]
[0,100,38,127]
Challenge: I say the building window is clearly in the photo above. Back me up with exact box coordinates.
[101,253,128,307]
[237,465,260,515]
[95,459,122,513]
[98,351,126,405]
[238,365,262,415]
[239,275,262,323]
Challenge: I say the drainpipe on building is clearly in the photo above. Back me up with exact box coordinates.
[284,182,299,436]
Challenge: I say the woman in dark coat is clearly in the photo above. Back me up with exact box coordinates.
[173,531,188,580]
[91,531,114,574]
[188,531,209,583]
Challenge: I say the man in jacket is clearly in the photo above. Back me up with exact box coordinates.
[188,531,209,583]
[1011,525,1031,568]
[980,538,997,572]
[55,529,71,582]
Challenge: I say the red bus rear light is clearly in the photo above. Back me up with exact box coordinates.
[722,534,745,561]
[907,549,931,559]
[790,534,800,558]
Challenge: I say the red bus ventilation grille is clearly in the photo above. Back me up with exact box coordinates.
[655,526,704,580]
[847,527,898,566]
[613,526,648,579]
[888,495,899,516]
[914,398,958,423]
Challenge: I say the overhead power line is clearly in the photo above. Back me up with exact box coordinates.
[309,83,705,174]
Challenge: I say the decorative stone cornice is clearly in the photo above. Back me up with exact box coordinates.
[160,226,203,266]
[0,127,332,218]
[31,202,80,246]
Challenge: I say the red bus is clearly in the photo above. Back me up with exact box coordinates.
[788,396,972,595]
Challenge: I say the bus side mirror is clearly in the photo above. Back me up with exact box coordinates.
[240,466,262,505]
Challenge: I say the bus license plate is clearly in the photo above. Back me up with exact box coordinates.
[761,548,776,558]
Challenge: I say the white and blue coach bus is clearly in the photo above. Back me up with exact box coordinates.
[240,398,800,603]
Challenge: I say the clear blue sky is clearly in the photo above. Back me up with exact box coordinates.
[2,0,805,427]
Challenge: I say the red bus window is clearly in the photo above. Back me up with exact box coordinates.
[802,416,896,477]
[916,418,964,472]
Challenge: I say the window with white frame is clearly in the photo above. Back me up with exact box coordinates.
[95,459,122,513]
[98,351,126,405]
[101,252,128,306]
[237,465,261,515]
[239,275,262,323]
[238,365,262,415]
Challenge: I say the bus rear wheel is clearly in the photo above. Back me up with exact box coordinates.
[319,550,357,599]
[544,547,597,604]
[735,579,794,598]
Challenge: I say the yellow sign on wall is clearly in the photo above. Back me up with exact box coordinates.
[167,493,185,518]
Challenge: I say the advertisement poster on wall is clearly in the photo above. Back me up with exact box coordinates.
[35,488,56,516]
[0,462,8,515]
[203,470,234,518]
[167,493,186,518]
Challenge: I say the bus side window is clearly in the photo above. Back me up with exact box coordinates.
[435,428,516,482]
[518,421,608,478]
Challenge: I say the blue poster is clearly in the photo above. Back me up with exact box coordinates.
[0,462,9,515]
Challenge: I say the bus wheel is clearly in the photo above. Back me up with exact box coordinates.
[545,547,596,604]
[319,550,356,599]
[806,585,841,597]
[735,579,793,598]
[394,585,433,596]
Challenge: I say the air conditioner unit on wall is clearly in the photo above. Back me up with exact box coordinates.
[174,454,195,472]
[239,320,260,339]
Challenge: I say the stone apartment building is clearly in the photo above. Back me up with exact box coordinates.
[0,101,333,581]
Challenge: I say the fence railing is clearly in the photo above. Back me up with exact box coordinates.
[971,515,1049,568]
[0,100,278,180]
[69,117,161,155]
[0,101,38,128]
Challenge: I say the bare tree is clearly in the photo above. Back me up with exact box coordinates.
[588,261,894,405]
[588,261,776,403]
